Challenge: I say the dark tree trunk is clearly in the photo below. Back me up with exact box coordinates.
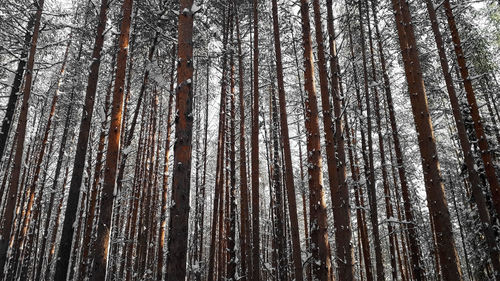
[54,1,109,279]
[0,0,45,275]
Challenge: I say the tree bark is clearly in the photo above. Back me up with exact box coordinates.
[0,16,34,160]
[299,1,332,280]
[424,0,500,277]
[164,0,195,278]
[391,0,463,279]
[251,0,261,279]
[442,0,500,220]
[270,1,304,280]
[54,1,108,279]
[235,6,251,280]
[0,0,44,275]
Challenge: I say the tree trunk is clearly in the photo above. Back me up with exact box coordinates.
[299,1,332,280]
[0,16,34,160]
[270,2,304,280]
[78,46,116,281]
[157,44,176,281]
[235,6,251,280]
[442,0,500,221]
[164,0,195,278]
[391,0,463,279]
[54,1,108,279]
[0,0,45,275]
[251,0,261,279]
[324,1,355,279]
[91,0,133,278]
[424,0,500,277]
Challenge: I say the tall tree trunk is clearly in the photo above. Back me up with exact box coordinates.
[157,44,176,281]
[424,0,500,277]
[0,16,34,160]
[369,0,424,279]
[391,0,463,279]
[299,1,332,280]
[91,0,133,278]
[164,0,195,278]
[270,77,287,281]
[442,0,500,220]
[227,27,237,279]
[324,1,355,279]
[251,0,261,279]
[78,47,116,281]
[54,1,108,279]
[208,8,229,281]
[357,2,386,279]
[0,0,45,275]
[235,6,251,280]
[270,2,304,280]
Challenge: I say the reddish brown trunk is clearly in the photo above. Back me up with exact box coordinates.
[78,50,115,280]
[0,0,45,275]
[369,0,425,278]
[442,0,500,221]
[424,0,500,277]
[299,1,332,280]
[91,0,133,278]
[392,0,463,279]
[164,0,195,278]
[270,1,304,280]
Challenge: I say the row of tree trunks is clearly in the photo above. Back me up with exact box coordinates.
[0,15,34,160]
[0,0,45,276]
[270,1,304,280]
[207,7,229,281]
[345,10,375,280]
[365,2,399,278]
[369,0,424,279]
[54,0,109,279]
[357,2,386,279]
[442,0,500,221]
[324,1,355,279]
[424,0,500,277]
